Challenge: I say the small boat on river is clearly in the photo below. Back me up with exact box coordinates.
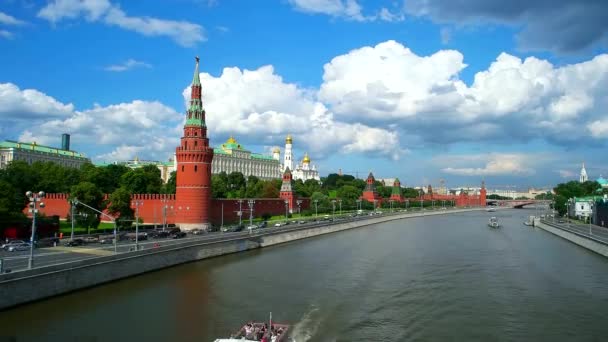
[488,217,500,228]
[523,216,534,226]
[214,313,293,342]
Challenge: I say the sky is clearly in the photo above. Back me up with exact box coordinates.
[1,0,608,190]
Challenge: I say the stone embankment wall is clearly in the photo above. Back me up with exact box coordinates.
[535,219,608,257]
[1,209,475,310]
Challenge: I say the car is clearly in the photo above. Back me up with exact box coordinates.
[258,221,268,228]
[298,220,306,224]
[247,225,258,231]
[7,243,30,252]
[99,236,115,244]
[83,236,99,244]
[171,231,187,239]
[35,237,60,247]
[2,240,27,250]
[66,238,85,247]
[190,228,206,235]
[274,222,283,227]
[150,230,171,239]
[558,220,566,223]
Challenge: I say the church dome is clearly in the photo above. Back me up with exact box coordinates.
[222,135,243,150]
[273,147,280,153]
[303,152,310,163]
[286,134,292,144]
[597,176,608,185]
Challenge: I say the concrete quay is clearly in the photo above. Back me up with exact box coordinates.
[0,208,479,311]
[535,219,608,258]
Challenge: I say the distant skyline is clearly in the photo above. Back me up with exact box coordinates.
[1,0,607,189]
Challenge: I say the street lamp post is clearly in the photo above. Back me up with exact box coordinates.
[284,200,289,219]
[238,200,243,227]
[221,201,224,230]
[331,200,336,219]
[69,198,76,241]
[389,199,393,213]
[406,200,409,211]
[373,199,378,212]
[26,191,45,269]
[314,199,318,217]
[132,200,143,250]
[420,199,423,211]
[356,199,361,212]
[432,200,435,210]
[338,199,342,216]
[589,201,594,236]
[296,200,302,217]
[248,200,255,227]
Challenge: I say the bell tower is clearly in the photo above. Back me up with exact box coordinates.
[175,56,214,230]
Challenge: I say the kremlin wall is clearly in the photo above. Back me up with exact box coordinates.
[23,58,485,229]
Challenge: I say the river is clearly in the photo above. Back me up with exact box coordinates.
[2,209,608,341]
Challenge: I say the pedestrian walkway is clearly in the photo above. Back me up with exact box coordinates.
[52,246,114,256]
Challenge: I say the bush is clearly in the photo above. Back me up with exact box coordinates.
[261,213,272,221]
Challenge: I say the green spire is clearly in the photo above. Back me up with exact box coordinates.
[192,56,201,85]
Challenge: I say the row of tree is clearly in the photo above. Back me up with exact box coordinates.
[0,160,426,229]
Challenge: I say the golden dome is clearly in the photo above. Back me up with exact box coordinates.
[303,152,310,163]
[273,147,281,153]
[286,134,292,144]
[226,135,237,144]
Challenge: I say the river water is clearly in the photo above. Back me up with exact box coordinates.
[3,209,608,341]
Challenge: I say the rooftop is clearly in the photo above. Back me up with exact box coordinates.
[0,140,88,159]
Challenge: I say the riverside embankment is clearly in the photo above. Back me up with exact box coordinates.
[535,218,608,257]
[0,208,479,310]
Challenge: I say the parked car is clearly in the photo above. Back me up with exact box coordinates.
[35,237,60,247]
[274,222,283,227]
[298,220,306,224]
[247,225,258,231]
[7,243,30,252]
[171,231,187,239]
[150,230,171,239]
[99,236,114,244]
[258,221,268,228]
[83,236,99,244]
[190,228,206,235]
[66,238,85,247]
[2,240,27,250]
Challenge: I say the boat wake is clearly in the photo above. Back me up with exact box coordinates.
[290,304,322,342]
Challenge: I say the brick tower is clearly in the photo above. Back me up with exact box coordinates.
[175,56,214,230]
[361,172,382,206]
[480,180,487,207]
[280,167,295,213]
[389,178,403,202]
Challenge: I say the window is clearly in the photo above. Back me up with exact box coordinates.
[182,165,184,172]
[195,165,198,172]
[195,141,198,147]
[194,131,198,136]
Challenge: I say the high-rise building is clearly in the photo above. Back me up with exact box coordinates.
[174,57,214,230]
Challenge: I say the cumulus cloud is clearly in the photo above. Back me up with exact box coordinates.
[17,100,183,161]
[0,83,75,119]
[289,0,366,21]
[558,169,576,178]
[440,153,537,176]
[404,0,608,53]
[184,65,403,160]
[104,59,152,72]
[0,11,26,25]
[38,0,205,46]
[318,40,608,146]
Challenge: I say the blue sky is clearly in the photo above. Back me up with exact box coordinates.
[1,0,608,190]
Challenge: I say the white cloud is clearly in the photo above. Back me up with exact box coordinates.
[587,120,608,138]
[0,11,26,25]
[318,40,608,146]
[38,0,205,46]
[377,7,404,22]
[288,0,366,21]
[441,153,536,176]
[184,65,403,160]
[0,30,13,39]
[0,83,74,119]
[104,59,152,72]
[17,100,183,161]
[440,27,451,44]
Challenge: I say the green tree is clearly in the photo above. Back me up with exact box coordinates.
[261,181,279,198]
[336,185,361,208]
[227,172,246,197]
[162,171,177,194]
[120,165,162,194]
[0,180,26,229]
[107,187,134,229]
[211,172,229,198]
[70,182,104,230]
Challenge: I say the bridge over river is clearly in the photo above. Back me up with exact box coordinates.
[487,199,552,208]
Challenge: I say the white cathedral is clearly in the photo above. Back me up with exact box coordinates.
[276,134,321,182]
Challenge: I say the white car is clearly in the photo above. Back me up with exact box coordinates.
[2,240,27,250]
[7,243,30,252]
[274,222,283,227]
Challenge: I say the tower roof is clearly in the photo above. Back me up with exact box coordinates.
[286,134,292,144]
[192,56,201,86]
[273,147,280,153]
